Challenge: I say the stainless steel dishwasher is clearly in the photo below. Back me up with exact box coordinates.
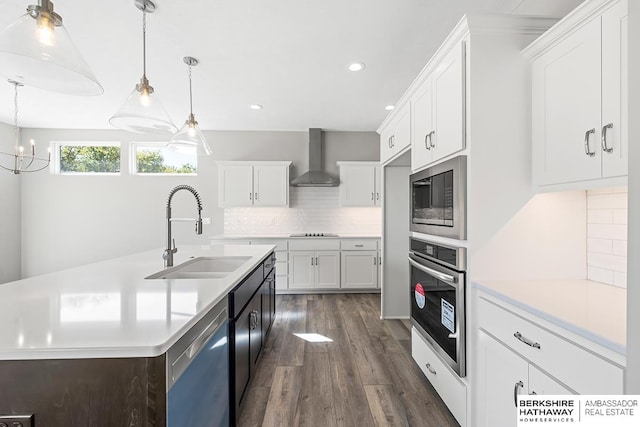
[167,298,229,427]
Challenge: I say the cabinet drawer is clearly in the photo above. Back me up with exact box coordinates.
[275,261,288,275]
[340,239,378,250]
[288,239,340,251]
[477,297,623,394]
[274,251,288,262]
[412,328,467,426]
[250,239,288,251]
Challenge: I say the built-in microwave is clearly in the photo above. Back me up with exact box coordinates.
[410,155,466,239]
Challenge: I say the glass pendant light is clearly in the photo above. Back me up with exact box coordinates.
[0,79,51,174]
[0,0,102,96]
[167,56,212,156]
[109,0,176,135]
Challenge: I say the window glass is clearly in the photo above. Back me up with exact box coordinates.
[57,143,121,174]
[134,144,197,175]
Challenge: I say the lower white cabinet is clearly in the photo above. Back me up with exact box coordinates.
[477,331,572,427]
[289,251,340,289]
[412,328,467,426]
[341,251,378,289]
[476,293,624,427]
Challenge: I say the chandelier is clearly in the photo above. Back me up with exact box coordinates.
[0,80,50,174]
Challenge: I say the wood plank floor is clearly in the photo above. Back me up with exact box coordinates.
[237,293,459,427]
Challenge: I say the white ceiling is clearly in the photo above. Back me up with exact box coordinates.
[0,0,583,131]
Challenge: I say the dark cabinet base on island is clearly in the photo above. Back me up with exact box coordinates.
[228,252,276,426]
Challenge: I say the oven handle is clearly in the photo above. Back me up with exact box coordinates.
[408,257,457,284]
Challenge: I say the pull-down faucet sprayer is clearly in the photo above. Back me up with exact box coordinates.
[163,185,203,267]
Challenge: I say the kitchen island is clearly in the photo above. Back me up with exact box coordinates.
[0,244,275,427]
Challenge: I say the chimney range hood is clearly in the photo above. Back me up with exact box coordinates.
[290,128,339,187]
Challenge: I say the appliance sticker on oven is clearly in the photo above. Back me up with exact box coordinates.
[441,299,455,333]
[415,283,426,309]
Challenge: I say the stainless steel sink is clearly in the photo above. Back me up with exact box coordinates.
[146,256,251,280]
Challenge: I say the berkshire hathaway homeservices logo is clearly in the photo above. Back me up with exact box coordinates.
[517,396,639,426]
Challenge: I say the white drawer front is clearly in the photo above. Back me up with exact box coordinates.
[275,276,288,291]
[288,239,340,251]
[412,328,467,426]
[250,239,288,251]
[340,239,378,250]
[275,261,288,275]
[478,297,623,394]
[274,250,288,262]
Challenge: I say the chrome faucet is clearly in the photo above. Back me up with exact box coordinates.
[163,185,204,267]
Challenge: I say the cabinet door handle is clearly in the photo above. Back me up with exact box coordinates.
[315,257,319,265]
[390,135,395,148]
[429,130,436,148]
[388,137,392,148]
[371,192,374,200]
[424,133,431,150]
[373,256,377,265]
[514,331,541,349]
[514,380,524,407]
[255,192,258,201]
[584,128,596,157]
[355,244,364,247]
[249,192,253,201]
[378,256,382,265]
[376,192,380,201]
[311,257,314,266]
[426,363,436,375]
[602,123,614,153]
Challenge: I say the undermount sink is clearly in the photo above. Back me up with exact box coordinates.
[146,256,251,280]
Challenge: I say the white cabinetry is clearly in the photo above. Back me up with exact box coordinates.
[476,293,624,427]
[217,161,292,207]
[477,331,572,427]
[340,239,378,289]
[289,251,340,289]
[337,162,381,207]
[411,41,466,172]
[289,239,340,290]
[412,328,467,426]
[380,104,410,165]
[526,0,627,187]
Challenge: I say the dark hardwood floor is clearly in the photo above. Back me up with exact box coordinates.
[237,293,459,427]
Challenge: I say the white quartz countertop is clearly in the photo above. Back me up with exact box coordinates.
[210,233,381,239]
[473,279,626,354]
[0,244,274,360]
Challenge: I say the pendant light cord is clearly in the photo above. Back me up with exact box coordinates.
[188,63,193,115]
[13,82,19,153]
[142,10,147,78]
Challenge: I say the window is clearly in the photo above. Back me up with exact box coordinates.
[54,142,121,174]
[132,143,197,175]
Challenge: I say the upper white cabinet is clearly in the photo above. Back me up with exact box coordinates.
[337,162,381,207]
[412,41,466,171]
[380,104,411,165]
[217,161,292,207]
[525,0,628,187]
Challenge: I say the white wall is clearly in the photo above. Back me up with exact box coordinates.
[18,129,378,277]
[0,122,22,283]
[626,0,640,394]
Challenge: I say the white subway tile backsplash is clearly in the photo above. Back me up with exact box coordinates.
[587,223,628,241]
[586,188,628,287]
[587,238,613,254]
[224,187,381,235]
[587,192,627,209]
[587,209,613,224]
[587,265,614,284]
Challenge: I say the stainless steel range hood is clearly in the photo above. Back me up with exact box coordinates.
[290,128,339,187]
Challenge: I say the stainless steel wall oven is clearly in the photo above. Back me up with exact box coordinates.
[410,155,466,239]
[409,237,466,377]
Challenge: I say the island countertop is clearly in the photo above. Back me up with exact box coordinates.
[0,244,274,360]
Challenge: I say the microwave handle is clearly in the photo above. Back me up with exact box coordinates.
[408,257,457,284]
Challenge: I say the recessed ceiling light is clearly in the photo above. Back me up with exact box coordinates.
[348,62,365,72]
[249,104,263,110]
[385,105,395,111]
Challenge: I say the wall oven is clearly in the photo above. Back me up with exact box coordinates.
[410,155,466,239]
[409,237,466,377]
